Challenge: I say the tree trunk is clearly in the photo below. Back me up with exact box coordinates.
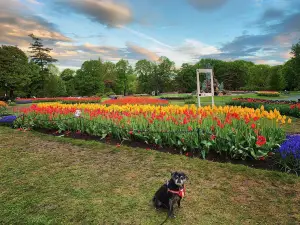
[9,89,14,99]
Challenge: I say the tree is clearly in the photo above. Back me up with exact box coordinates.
[135,59,155,93]
[74,59,105,96]
[28,34,58,71]
[60,68,75,82]
[175,63,197,93]
[24,62,41,97]
[282,59,299,91]
[269,65,286,91]
[43,64,66,97]
[153,56,175,94]
[127,74,138,94]
[247,64,271,90]
[102,62,117,94]
[291,41,300,60]
[61,69,76,96]
[0,45,31,98]
[115,59,133,95]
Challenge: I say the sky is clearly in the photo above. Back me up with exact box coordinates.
[0,0,299,70]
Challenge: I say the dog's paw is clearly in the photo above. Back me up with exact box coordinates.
[169,214,176,218]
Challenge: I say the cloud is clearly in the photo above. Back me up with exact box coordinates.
[215,5,300,64]
[120,27,221,65]
[121,26,173,49]
[126,43,159,61]
[261,8,285,21]
[0,0,71,49]
[280,51,292,60]
[255,59,282,65]
[55,0,133,27]
[150,39,221,66]
[50,41,125,68]
[27,0,43,5]
[187,0,228,11]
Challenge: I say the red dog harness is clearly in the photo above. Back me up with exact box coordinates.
[167,184,186,198]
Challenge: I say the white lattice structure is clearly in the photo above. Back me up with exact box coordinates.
[196,69,215,107]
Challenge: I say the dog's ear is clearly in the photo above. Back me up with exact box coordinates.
[181,172,188,180]
[171,171,175,177]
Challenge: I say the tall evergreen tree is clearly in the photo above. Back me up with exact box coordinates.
[28,34,58,71]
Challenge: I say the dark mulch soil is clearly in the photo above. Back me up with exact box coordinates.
[34,128,282,173]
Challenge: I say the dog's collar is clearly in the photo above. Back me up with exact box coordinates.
[166,181,186,198]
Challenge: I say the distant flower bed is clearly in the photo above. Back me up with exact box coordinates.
[16,97,101,104]
[232,98,296,105]
[256,91,280,97]
[227,100,300,118]
[276,135,300,175]
[61,97,102,104]
[102,97,168,105]
[290,103,300,110]
[159,94,193,100]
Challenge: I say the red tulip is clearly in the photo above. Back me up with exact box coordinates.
[256,136,266,146]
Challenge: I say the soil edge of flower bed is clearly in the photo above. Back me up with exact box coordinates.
[32,128,284,173]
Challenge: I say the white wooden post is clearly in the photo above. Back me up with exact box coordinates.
[211,70,215,106]
[196,70,201,107]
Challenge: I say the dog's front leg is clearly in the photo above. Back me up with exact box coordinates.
[168,199,175,218]
[177,199,181,208]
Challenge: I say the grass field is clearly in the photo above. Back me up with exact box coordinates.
[163,92,300,106]
[1,126,300,224]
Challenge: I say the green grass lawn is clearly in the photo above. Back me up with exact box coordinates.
[166,92,300,106]
[284,117,300,134]
[1,126,300,224]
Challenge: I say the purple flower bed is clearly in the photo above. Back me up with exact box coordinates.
[276,135,300,175]
[16,100,32,104]
[0,115,17,124]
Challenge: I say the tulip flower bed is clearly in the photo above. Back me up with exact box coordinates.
[61,97,102,104]
[0,101,7,109]
[290,103,300,110]
[0,101,8,116]
[228,100,300,118]
[102,97,168,105]
[14,103,288,161]
[256,91,280,97]
[276,135,300,175]
[15,97,102,104]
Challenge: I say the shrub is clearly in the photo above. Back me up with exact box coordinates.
[275,135,300,175]
[256,91,280,97]
[106,91,116,97]
[184,98,197,105]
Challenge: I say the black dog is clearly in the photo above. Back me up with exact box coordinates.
[153,171,188,218]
